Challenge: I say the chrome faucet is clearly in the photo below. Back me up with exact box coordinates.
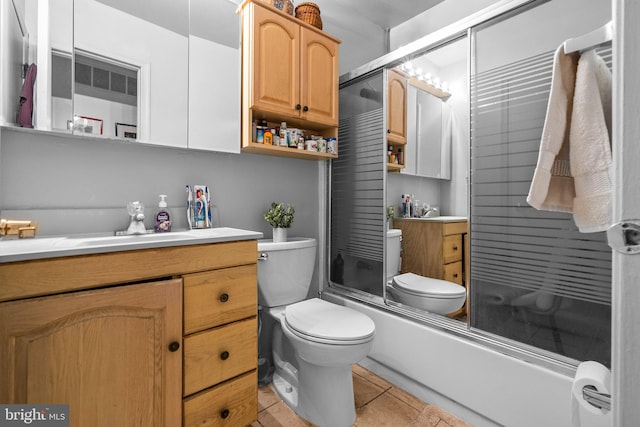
[422,205,440,218]
[126,201,147,235]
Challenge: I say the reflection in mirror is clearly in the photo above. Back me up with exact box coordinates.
[188,0,240,153]
[392,37,467,180]
[1,0,73,131]
[330,70,385,298]
[71,0,188,146]
[384,36,469,322]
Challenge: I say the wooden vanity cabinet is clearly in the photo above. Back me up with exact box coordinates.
[240,0,340,160]
[394,218,467,286]
[182,265,258,427]
[387,69,407,172]
[0,279,183,427]
[0,240,258,427]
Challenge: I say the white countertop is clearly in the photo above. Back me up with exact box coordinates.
[0,227,263,263]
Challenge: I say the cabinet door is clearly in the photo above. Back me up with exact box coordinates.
[250,4,300,116]
[0,279,182,427]
[300,27,339,126]
[387,69,407,144]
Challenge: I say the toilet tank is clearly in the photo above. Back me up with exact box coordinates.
[257,237,317,307]
[387,229,402,280]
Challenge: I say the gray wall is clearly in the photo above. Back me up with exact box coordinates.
[0,128,325,294]
[0,128,321,239]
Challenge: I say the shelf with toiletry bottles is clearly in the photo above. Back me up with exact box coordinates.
[239,0,340,160]
[387,145,405,172]
[387,69,407,172]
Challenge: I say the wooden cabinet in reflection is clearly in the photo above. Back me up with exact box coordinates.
[393,217,468,316]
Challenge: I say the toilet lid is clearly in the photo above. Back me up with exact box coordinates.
[392,272,466,299]
[284,298,375,344]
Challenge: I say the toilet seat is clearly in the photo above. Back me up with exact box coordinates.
[392,272,465,299]
[284,298,375,345]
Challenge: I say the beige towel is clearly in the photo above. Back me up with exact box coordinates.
[527,46,579,212]
[570,49,612,232]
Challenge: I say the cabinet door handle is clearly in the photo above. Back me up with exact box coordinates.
[303,105,309,112]
[295,104,301,110]
[168,341,180,352]
[452,246,458,251]
[220,409,230,419]
[219,293,229,303]
[220,350,230,360]
[453,273,458,278]
[387,129,391,134]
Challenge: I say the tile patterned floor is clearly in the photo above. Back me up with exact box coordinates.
[252,364,471,427]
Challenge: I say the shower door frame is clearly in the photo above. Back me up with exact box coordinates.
[327,0,618,379]
[611,0,640,423]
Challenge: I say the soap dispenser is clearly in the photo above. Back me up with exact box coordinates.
[155,195,172,232]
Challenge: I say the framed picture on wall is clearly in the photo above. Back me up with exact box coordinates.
[115,122,137,139]
[72,115,103,135]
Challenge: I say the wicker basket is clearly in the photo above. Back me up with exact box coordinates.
[260,0,294,15]
[295,2,322,30]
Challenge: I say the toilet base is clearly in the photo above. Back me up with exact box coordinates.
[272,357,356,427]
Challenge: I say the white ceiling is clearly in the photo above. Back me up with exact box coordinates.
[96,0,445,42]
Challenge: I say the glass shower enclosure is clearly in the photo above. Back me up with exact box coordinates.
[329,0,612,369]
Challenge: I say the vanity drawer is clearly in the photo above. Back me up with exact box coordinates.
[183,317,257,396]
[184,265,257,334]
[443,221,467,236]
[183,370,257,427]
[443,262,463,285]
[442,235,463,264]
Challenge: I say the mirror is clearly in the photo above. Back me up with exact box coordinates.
[188,0,240,153]
[72,0,189,146]
[1,0,189,148]
[1,0,73,130]
[392,37,467,180]
[383,36,469,321]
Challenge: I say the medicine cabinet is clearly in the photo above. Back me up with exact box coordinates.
[1,0,241,153]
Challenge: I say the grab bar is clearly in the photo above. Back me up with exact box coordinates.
[583,385,611,411]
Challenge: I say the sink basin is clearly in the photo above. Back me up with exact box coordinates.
[69,232,192,247]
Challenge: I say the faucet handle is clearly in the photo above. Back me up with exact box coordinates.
[127,201,145,217]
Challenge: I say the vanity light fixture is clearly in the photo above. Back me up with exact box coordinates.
[398,63,452,99]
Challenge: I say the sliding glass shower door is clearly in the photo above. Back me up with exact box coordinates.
[469,0,612,366]
[329,71,386,298]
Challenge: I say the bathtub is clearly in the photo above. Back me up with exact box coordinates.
[323,292,575,427]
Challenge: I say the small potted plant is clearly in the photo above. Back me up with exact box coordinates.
[264,202,295,242]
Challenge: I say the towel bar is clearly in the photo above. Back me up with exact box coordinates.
[582,385,611,411]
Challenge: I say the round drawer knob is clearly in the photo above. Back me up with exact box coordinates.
[303,105,309,112]
[295,104,301,110]
[168,341,180,352]
[453,273,459,278]
[219,293,229,303]
[452,246,458,251]
[220,351,230,360]
[220,409,230,419]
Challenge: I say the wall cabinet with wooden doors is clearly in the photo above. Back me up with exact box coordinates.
[0,239,259,427]
[240,0,340,160]
[387,69,407,172]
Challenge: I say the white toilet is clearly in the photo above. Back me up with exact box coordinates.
[257,237,375,427]
[386,229,466,315]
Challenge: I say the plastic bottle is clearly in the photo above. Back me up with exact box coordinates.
[264,130,273,145]
[155,195,172,232]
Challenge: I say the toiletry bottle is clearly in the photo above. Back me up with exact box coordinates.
[194,186,207,228]
[155,195,172,232]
